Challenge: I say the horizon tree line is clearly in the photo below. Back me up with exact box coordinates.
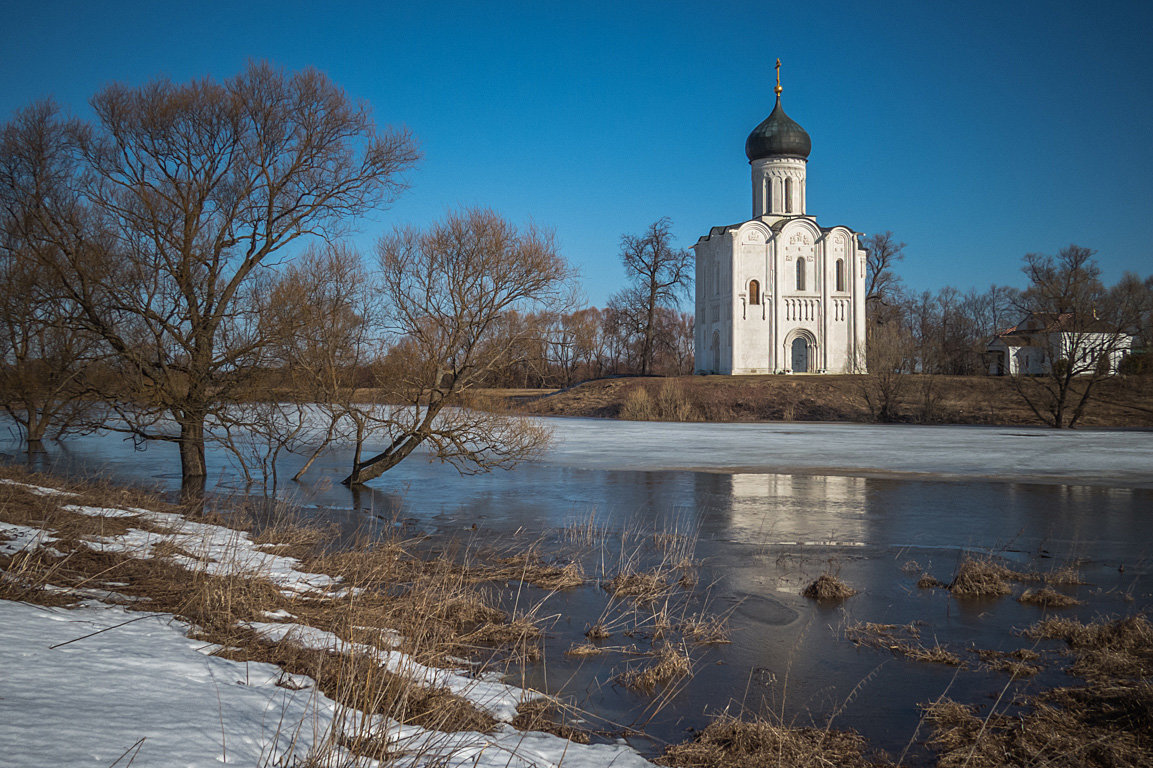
[3,63,1152,494]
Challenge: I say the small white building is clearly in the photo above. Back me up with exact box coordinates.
[986,312,1133,376]
[694,69,866,375]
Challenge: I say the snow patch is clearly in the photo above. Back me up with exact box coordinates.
[0,521,59,555]
[0,478,78,497]
[62,503,141,518]
[0,599,654,768]
[243,620,526,722]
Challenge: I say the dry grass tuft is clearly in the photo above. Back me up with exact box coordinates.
[1018,586,1081,609]
[618,380,697,421]
[971,647,1043,677]
[801,573,856,601]
[605,570,669,602]
[925,614,1153,767]
[474,550,584,590]
[620,386,656,420]
[249,514,335,560]
[923,685,1153,768]
[565,642,607,657]
[511,698,591,743]
[655,379,696,421]
[948,556,1028,598]
[679,613,731,645]
[1025,615,1153,680]
[917,573,945,589]
[1045,562,1087,586]
[619,642,692,691]
[658,714,878,768]
[584,621,611,640]
[846,622,962,667]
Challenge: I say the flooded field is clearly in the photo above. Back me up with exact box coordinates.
[3,417,1151,761]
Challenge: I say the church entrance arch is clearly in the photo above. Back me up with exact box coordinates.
[785,330,817,373]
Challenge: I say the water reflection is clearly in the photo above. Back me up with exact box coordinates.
[698,473,869,547]
[2,422,1151,760]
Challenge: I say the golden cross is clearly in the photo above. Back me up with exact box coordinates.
[774,58,782,94]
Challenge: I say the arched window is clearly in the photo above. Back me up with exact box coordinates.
[784,178,793,213]
[748,279,760,305]
[835,259,845,292]
[795,258,805,291]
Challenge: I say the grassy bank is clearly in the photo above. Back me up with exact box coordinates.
[4,467,1151,766]
[511,374,1153,427]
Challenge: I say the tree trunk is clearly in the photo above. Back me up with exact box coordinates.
[178,416,208,495]
[342,402,445,487]
[24,404,46,454]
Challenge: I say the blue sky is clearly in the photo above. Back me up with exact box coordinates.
[2,0,1150,307]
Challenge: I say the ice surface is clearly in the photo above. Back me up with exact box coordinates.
[540,418,1153,486]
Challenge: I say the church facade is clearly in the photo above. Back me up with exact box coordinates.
[694,70,866,374]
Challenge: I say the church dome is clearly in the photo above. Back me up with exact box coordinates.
[745,94,811,161]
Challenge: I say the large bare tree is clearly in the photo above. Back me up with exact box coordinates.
[342,208,572,487]
[610,217,692,375]
[0,102,103,451]
[32,63,418,491]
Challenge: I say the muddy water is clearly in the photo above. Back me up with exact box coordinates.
[4,421,1151,761]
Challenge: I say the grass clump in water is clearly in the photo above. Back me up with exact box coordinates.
[846,622,963,667]
[801,573,856,602]
[604,569,669,602]
[511,697,591,743]
[917,572,945,589]
[948,555,1025,598]
[619,642,692,690]
[658,714,879,768]
[971,647,1043,677]
[1018,586,1081,609]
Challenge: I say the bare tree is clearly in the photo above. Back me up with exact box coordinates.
[611,218,692,375]
[855,312,916,422]
[1009,245,1137,428]
[0,102,102,451]
[252,242,383,485]
[862,231,905,311]
[341,208,572,487]
[31,63,418,492]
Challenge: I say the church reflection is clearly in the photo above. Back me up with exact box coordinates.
[695,472,869,548]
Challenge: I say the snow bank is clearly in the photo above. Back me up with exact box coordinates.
[0,600,337,767]
[0,600,653,767]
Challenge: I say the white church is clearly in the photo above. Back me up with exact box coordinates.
[694,65,867,374]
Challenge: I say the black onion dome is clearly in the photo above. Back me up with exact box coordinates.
[745,94,811,161]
